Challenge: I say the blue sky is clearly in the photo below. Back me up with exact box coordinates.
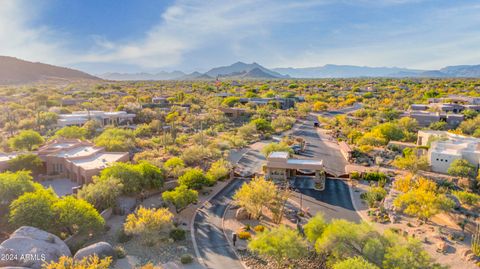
[1,0,480,74]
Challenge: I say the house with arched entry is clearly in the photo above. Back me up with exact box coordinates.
[37,139,129,185]
[264,151,326,190]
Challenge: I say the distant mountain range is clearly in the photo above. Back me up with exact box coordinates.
[101,71,186,81]
[99,62,289,80]
[100,62,480,80]
[3,55,480,84]
[0,56,99,84]
[273,64,480,78]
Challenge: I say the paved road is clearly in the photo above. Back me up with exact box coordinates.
[286,117,359,222]
[193,179,245,269]
[290,177,360,223]
[235,148,265,177]
[312,102,363,118]
[291,115,347,176]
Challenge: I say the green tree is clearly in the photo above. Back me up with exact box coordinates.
[248,225,308,263]
[303,213,327,243]
[233,177,277,219]
[94,128,136,151]
[371,122,404,142]
[37,111,58,129]
[163,157,185,178]
[98,163,144,194]
[392,149,429,174]
[237,123,257,141]
[83,120,101,138]
[382,238,435,269]
[54,126,87,139]
[206,159,231,184]
[8,130,44,151]
[251,118,273,133]
[135,161,164,189]
[333,257,380,269]
[261,142,293,157]
[271,116,296,132]
[0,171,41,205]
[447,159,476,178]
[77,177,123,211]
[53,196,105,234]
[7,153,43,174]
[451,190,480,207]
[178,168,208,189]
[361,187,387,208]
[162,185,198,212]
[9,188,57,231]
[124,207,173,245]
[393,178,454,221]
[315,220,380,265]
[222,96,240,107]
[397,117,418,133]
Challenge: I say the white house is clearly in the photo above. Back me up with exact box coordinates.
[417,130,480,174]
[57,111,135,127]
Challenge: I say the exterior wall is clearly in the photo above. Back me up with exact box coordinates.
[409,113,441,127]
[266,168,287,180]
[429,151,461,173]
[446,115,464,127]
[0,161,9,172]
[39,140,129,185]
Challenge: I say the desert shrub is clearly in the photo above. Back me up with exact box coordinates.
[238,231,252,240]
[363,172,388,182]
[169,228,186,241]
[116,228,132,243]
[452,190,480,206]
[114,245,126,259]
[254,225,265,232]
[180,254,193,264]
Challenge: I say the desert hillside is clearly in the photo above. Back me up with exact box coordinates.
[0,56,100,84]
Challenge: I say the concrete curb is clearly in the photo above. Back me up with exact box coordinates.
[347,180,371,223]
[190,179,233,268]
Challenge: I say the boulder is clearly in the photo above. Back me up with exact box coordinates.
[436,241,448,253]
[461,249,476,261]
[176,246,188,253]
[0,226,71,269]
[235,208,249,220]
[73,242,115,261]
[0,267,32,269]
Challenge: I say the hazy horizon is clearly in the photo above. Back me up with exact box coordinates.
[1,0,480,74]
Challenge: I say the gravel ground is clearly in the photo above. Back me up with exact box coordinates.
[237,250,327,269]
[121,231,195,265]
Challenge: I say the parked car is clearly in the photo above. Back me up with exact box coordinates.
[291,144,302,154]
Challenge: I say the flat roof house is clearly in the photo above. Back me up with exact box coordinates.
[0,152,20,172]
[37,139,129,184]
[417,130,480,174]
[403,111,464,128]
[57,110,135,128]
[219,107,250,121]
[265,151,326,190]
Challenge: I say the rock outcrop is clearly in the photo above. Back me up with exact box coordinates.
[73,242,115,261]
[0,226,71,269]
[235,208,249,220]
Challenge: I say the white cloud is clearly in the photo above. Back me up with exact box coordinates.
[1,0,479,72]
[0,0,70,64]
[0,0,328,71]
[79,0,327,69]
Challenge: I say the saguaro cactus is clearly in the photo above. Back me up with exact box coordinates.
[473,223,480,256]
